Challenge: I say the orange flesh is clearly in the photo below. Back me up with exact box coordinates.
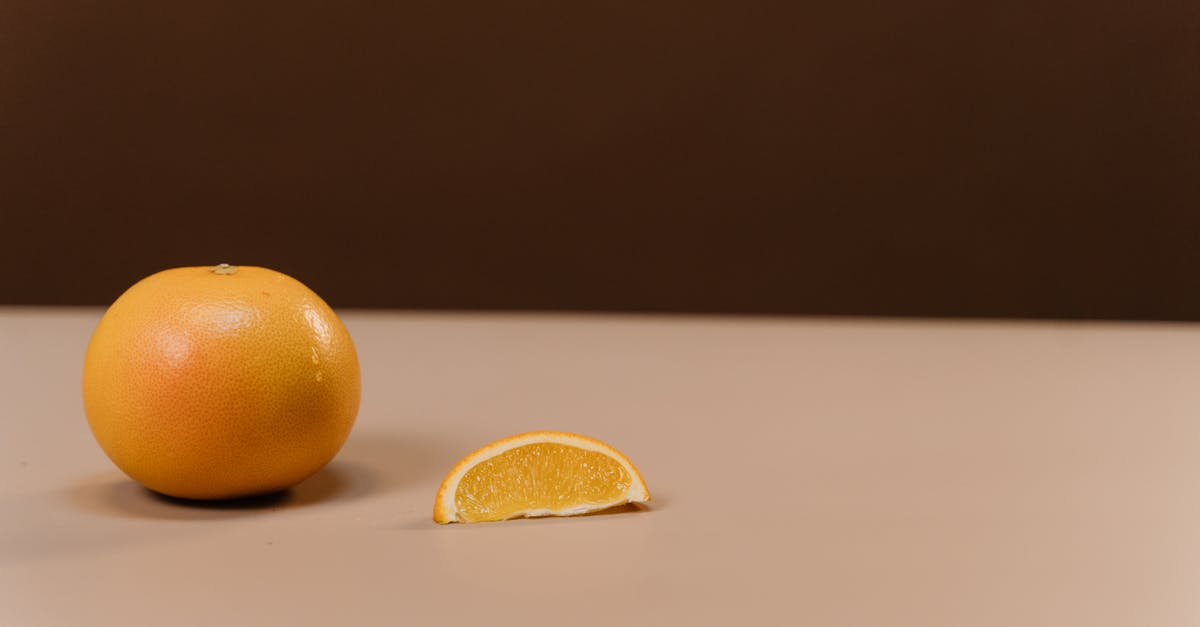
[454,443,634,522]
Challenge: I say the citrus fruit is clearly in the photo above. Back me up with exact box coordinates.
[433,431,650,523]
[82,264,361,500]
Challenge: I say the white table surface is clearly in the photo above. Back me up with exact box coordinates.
[3,307,1200,626]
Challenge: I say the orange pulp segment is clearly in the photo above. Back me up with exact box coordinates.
[434,431,650,524]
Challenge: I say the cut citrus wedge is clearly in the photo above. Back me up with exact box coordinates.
[433,431,651,524]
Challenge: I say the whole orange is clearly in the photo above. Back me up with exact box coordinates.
[82,264,361,500]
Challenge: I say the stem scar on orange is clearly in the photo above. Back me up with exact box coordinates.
[82,264,361,500]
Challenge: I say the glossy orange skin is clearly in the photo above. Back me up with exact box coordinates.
[82,266,360,499]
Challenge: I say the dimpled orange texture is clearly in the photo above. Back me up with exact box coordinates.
[82,265,361,500]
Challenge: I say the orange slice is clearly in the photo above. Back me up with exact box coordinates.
[433,431,651,524]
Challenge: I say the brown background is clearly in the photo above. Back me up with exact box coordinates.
[2,1,1198,319]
